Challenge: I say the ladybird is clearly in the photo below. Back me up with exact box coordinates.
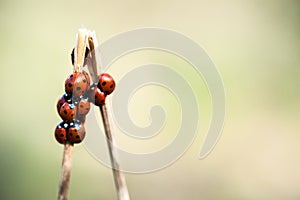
[54,122,68,144]
[89,85,106,106]
[59,102,77,121]
[77,98,90,116]
[65,72,89,97]
[56,94,72,113]
[94,88,106,106]
[67,122,86,144]
[98,73,115,95]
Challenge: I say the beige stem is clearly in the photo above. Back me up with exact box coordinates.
[57,141,74,200]
[100,105,131,200]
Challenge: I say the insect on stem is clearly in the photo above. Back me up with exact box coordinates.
[57,29,88,200]
[57,28,130,200]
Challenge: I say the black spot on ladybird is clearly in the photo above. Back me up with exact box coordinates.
[102,82,106,86]
[68,83,72,87]
[64,110,67,115]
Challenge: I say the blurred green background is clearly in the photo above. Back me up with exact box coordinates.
[0,0,299,199]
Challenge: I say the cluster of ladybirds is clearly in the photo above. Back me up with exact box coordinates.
[54,51,116,145]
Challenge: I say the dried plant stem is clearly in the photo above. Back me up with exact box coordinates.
[99,105,130,200]
[57,141,74,200]
[86,30,130,199]
[74,29,87,72]
[87,36,98,83]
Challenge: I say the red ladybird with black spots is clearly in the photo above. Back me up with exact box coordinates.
[54,121,68,144]
[56,93,72,113]
[65,72,89,97]
[67,122,86,144]
[59,102,77,121]
[98,73,115,95]
[89,84,106,106]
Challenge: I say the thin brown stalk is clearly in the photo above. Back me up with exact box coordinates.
[100,105,130,200]
[87,31,130,200]
[87,36,98,83]
[57,141,74,200]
